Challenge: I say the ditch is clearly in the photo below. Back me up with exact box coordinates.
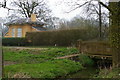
[61,57,112,78]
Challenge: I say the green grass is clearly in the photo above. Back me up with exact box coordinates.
[3,47,79,63]
[4,47,95,78]
[4,59,83,78]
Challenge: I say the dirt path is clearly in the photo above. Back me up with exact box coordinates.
[4,46,48,50]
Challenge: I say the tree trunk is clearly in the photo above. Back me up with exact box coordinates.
[99,2,102,40]
[109,2,120,68]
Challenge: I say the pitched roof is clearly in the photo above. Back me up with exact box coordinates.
[32,26,46,31]
[5,18,45,26]
[4,18,47,31]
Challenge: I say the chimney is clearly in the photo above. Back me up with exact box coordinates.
[30,14,36,22]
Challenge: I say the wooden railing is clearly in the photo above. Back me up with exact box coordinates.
[76,40,112,56]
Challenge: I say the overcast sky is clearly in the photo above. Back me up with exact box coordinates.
[0,0,110,21]
[47,0,87,20]
[0,0,91,21]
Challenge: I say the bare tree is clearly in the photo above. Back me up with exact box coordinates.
[9,0,55,29]
[64,0,120,68]
[84,1,109,39]
[11,0,52,20]
[64,0,109,39]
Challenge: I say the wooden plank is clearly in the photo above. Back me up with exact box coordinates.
[55,54,80,59]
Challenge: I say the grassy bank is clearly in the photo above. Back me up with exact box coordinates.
[3,47,96,78]
[3,47,83,78]
[3,47,78,64]
[4,59,83,78]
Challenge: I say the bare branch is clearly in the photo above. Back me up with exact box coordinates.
[66,2,89,13]
[99,2,112,13]
[0,0,13,11]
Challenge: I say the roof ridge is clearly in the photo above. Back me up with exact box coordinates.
[5,18,45,26]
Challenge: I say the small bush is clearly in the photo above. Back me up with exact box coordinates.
[78,54,94,66]
[2,37,28,46]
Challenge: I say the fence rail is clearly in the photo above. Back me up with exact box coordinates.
[76,40,112,56]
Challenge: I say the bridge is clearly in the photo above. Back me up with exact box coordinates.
[76,40,112,60]
[55,40,112,61]
[55,40,112,67]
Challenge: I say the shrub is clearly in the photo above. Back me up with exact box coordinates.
[78,54,94,66]
[2,37,28,46]
[26,28,99,46]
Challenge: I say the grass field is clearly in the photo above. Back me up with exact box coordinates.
[3,47,79,64]
[3,47,83,78]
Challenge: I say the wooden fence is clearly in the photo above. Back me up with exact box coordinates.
[76,40,112,56]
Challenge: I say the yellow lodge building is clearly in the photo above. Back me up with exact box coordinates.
[4,14,46,37]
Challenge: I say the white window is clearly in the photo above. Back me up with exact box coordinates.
[17,28,22,37]
[12,28,15,37]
